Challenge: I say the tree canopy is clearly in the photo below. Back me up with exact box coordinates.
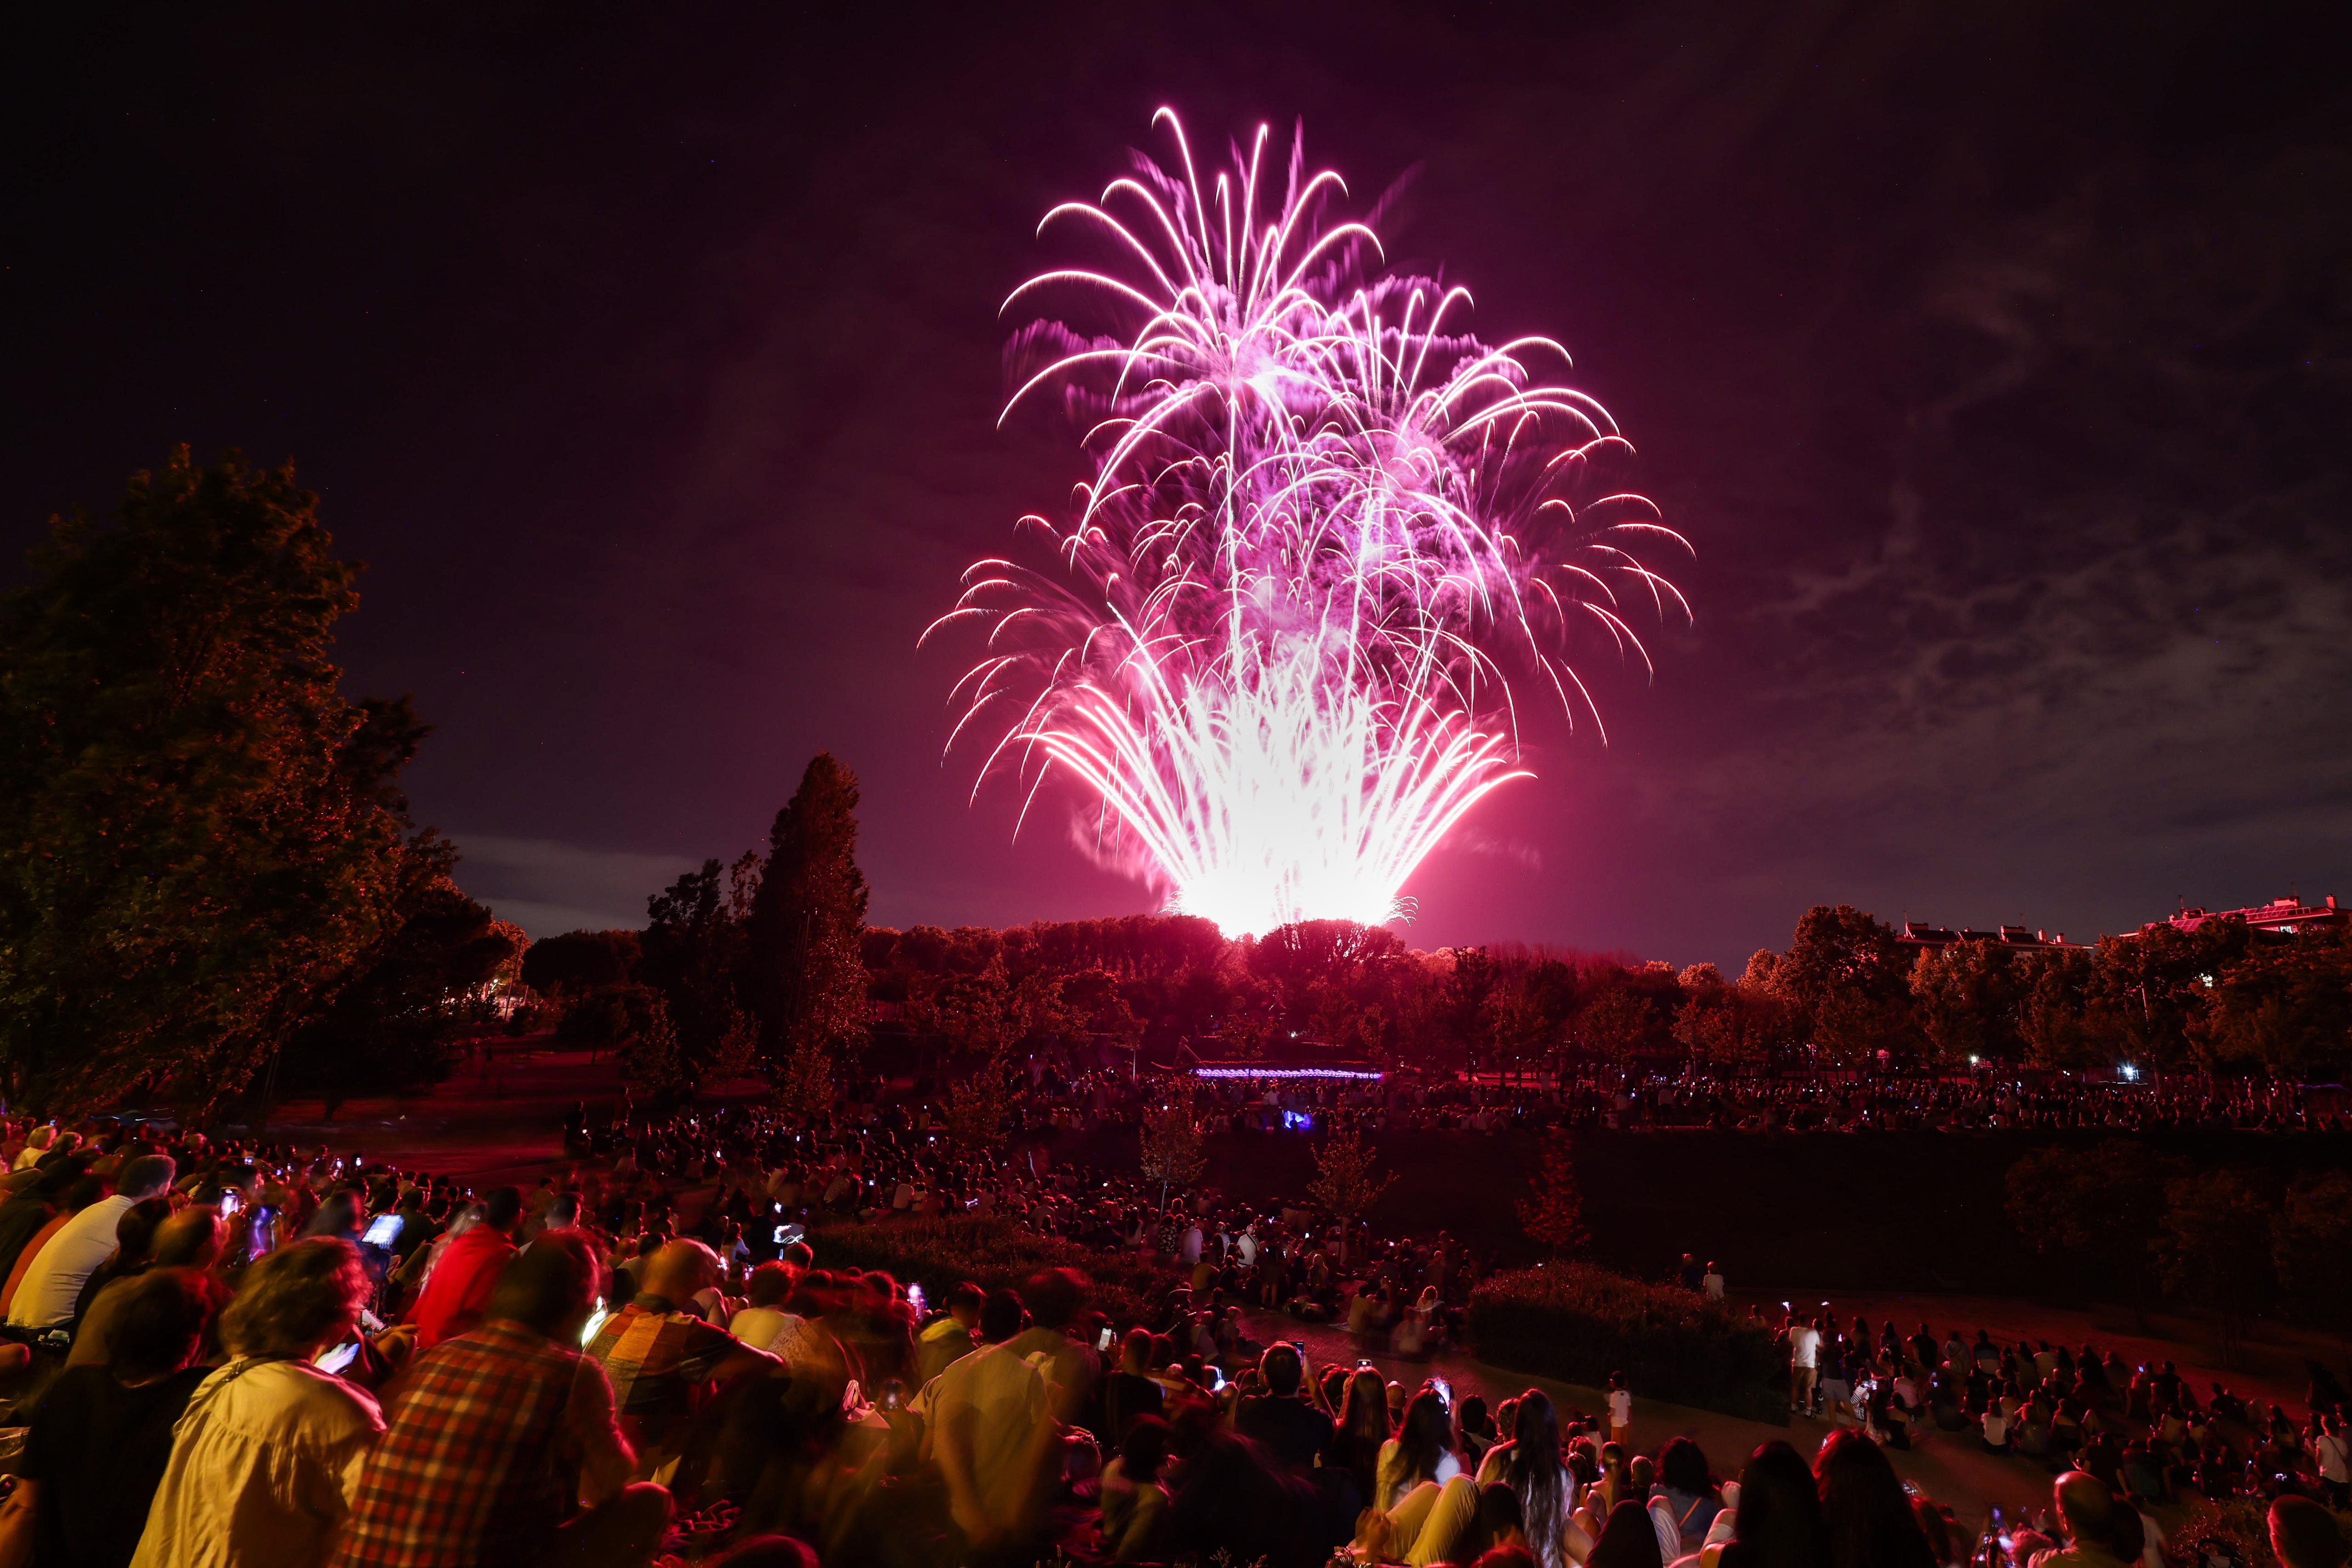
[0,450,430,1115]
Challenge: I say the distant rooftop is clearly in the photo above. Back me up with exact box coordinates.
[1898,922,2087,951]
[2144,893,2343,937]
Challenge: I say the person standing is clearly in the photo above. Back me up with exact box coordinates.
[1790,1316,1822,1417]
[1606,1373,1633,1453]
[0,1268,217,1568]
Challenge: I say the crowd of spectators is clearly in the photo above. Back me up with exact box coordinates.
[0,1065,2346,1568]
[1771,1305,2352,1525]
[665,1061,2340,1148]
[1163,1070,2331,1137]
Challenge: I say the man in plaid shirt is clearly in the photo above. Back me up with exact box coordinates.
[331,1232,673,1568]
[585,1239,779,1467]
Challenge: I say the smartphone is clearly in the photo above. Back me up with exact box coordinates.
[362,1214,403,1249]
[1430,1376,1453,1410]
[219,1190,243,1217]
[773,1224,803,1247]
[579,1306,611,1347]
[314,1340,362,1376]
[1097,1325,1116,1352]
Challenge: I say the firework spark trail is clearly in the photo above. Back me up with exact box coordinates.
[925,112,1690,937]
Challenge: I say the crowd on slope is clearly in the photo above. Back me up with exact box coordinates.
[1770,1307,2352,1515]
[0,1071,2347,1568]
[635,1062,2340,1147]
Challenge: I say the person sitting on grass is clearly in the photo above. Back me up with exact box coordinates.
[1713,1440,1831,1568]
[0,1268,216,1568]
[130,1239,389,1568]
[330,1231,672,1568]
[1098,1414,1171,1562]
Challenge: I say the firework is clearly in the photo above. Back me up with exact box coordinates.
[926,112,1688,936]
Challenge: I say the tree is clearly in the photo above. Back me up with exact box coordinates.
[0,450,420,1116]
[1442,947,1500,1069]
[768,1038,835,1126]
[619,993,693,1105]
[2084,919,2252,1072]
[2017,949,2100,1070]
[1576,986,1657,1062]
[943,1064,1012,1150]
[1307,1124,1396,1221]
[1216,980,1283,1059]
[1058,968,1143,1049]
[1768,906,1914,1063]
[2005,1138,2185,1309]
[639,854,760,1094]
[2273,1172,2352,1371]
[2193,926,2352,1078]
[1910,939,2030,1064]
[1492,958,1577,1072]
[1516,1139,1587,1257]
[522,930,641,999]
[1672,984,1800,1065]
[2153,1169,2278,1366]
[1138,1080,1208,1211]
[743,753,870,1067]
[280,836,524,1114]
[912,958,1038,1056]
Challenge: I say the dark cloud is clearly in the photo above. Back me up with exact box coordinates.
[5,0,2345,965]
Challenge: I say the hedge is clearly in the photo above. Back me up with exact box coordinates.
[806,1215,1183,1327]
[1467,1263,1787,1425]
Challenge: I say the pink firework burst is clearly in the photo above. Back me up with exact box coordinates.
[924,111,1689,936]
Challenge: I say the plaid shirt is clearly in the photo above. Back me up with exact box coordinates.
[585,1293,743,1446]
[330,1320,623,1568]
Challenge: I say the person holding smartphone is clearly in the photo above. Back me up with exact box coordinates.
[130,1239,387,1568]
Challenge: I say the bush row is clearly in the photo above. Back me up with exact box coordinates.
[1467,1263,1787,1425]
[807,1215,1182,1327]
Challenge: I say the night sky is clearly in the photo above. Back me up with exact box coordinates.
[8,1,2348,968]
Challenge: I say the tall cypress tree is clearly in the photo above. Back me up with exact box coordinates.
[743,753,870,1066]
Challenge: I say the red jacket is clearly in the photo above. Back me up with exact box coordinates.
[407,1226,517,1349]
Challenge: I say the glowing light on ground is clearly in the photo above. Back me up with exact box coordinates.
[927,112,1687,936]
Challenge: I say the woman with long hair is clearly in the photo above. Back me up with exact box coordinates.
[1475,1390,1581,1568]
[1572,1441,1634,1546]
[1338,1367,1394,1505]
[1718,1440,1831,1568]
[1377,1387,1461,1509]
[1585,1500,1664,1568]
[1812,1429,1933,1568]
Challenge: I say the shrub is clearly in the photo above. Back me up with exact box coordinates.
[808,1215,1182,1327]
[1467,1263,1786,1424]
